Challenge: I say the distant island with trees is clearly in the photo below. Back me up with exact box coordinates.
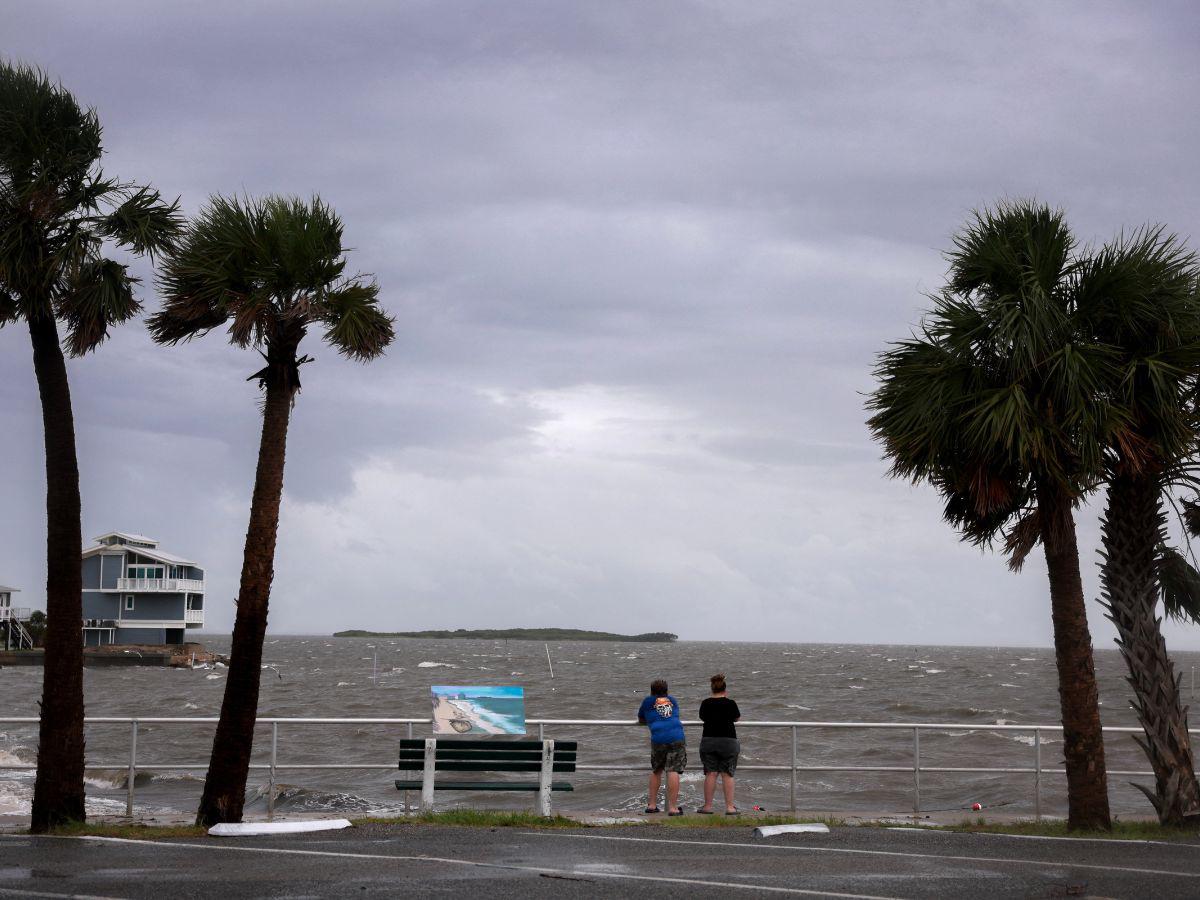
[333,628,678,642]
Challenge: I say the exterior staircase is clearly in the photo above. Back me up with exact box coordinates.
[1,607,34,650]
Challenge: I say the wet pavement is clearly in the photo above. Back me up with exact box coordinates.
[2,823,1200,898]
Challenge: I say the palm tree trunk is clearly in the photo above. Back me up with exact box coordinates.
[195,362,293,826]
[27,309,86,832]
[1100,473,1200,824]
[1037,479,1111,830]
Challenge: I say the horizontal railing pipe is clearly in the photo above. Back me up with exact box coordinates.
[0,716,1184,819]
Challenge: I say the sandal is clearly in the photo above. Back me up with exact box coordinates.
[668,809,684,817]
[696,808,715,815]
[643,807,661,814]
[725,809,740,816]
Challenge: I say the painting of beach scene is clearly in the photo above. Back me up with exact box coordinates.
[431,685,526,735]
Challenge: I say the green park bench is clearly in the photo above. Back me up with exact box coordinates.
[396,738,577,816]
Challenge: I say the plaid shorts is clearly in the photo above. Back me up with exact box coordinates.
[650,740,687,774]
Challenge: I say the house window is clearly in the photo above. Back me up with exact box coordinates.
[125,595,135,611]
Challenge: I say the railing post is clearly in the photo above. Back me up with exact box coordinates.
[537,739,555,817]
[538,722,544,742]
[912,726,920,817]
[126,719,138,817]
[421,738,436,812]
[404,722,414,812]
[1034,728,1041,823]
[267,722,278,820]
[790,725,797,814]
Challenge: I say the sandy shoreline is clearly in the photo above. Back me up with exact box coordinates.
[432,695,504,734]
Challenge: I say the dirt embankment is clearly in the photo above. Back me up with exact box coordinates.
[82,642,226,667]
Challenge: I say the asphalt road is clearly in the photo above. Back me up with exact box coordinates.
[2,824,1200,898]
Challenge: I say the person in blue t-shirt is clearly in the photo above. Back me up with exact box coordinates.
[636,678,687,815]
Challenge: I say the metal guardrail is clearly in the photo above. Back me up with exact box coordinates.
[0,716,1188,821]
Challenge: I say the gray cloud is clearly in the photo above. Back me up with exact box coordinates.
[3,1,1200,647]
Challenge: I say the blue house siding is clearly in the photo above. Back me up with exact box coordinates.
[120,594,186,620]
[82,534,205,647]
[115,626,166,644]
[100,554,120,589]
[82,591,119,619]
[81,556,101,590]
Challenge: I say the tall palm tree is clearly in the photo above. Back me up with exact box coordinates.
[149,194,394,826]
[0,62,181,832]
[868,201,1113,829]
[1074,228,1200,824]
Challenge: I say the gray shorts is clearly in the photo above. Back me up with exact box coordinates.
[699,736,740,775]
[650,740,687,774]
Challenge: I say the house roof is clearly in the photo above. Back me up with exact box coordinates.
[82,544,198,566]
[93,531,159,546]
[0,585,18,593]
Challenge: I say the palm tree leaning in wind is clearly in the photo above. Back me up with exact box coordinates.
[0,62,181,831]
[868,201,1113,829]
[1073,229,1200,824]
[149,195,394,826]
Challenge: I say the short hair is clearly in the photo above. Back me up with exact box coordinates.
[650,679,669,696]
[710,673,726,693]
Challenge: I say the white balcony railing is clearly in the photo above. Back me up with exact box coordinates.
[115,578,204,593]
[184,608,204,625]
[0,607,31,621]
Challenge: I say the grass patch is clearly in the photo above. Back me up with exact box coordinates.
[659,814,844,828]
[936,818,1198,842]
[352,810,844,829]
[46,821,207,839]
[353,810,579,828]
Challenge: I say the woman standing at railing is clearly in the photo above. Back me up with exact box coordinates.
[697,673,741,815]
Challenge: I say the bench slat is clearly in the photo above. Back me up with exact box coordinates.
[398,761,576,773]
[395,780,574,792]
[398,739,577,752]
[398,750,576,763]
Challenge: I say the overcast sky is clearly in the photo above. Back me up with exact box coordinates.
[4,1,1200,646]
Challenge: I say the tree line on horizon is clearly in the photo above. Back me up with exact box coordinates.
[0,62,393,831]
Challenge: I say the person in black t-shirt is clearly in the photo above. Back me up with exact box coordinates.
[696,673,741,814]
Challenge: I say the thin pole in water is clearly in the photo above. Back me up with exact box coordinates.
[373,651,378,687]
[545,643,555,678]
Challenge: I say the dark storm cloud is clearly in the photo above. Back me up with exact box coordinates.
[4,1,1200,645]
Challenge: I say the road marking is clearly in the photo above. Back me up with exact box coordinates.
[0,889,128,900]
[522,831,1200,879]
[886,826,1199,849]
[3,835,902,899]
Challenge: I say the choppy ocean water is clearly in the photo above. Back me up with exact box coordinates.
[2,637,1197,820]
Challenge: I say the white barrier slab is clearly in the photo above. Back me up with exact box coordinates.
[753,823,830,838]
[209,819,353,837]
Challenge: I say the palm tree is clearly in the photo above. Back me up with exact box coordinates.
[868,201,1113,829]
[149,194,394,826]
[1074,228,1200,824]
[0,62,181,832]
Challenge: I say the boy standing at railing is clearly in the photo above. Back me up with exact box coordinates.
[637,678,686,815]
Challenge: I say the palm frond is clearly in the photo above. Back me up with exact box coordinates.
[153,193,394,368]
[97,186,184,258]
[55,257,139,355]
[1180,498,1200,539]
[1002,509,1042,572]
[317,280,394,361]
[0,61,101,205]
[1158,546,1200,625]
